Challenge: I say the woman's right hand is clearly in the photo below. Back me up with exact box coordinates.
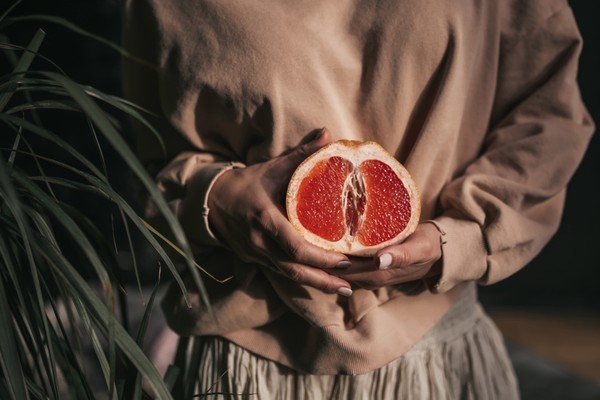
[207,128,354,296]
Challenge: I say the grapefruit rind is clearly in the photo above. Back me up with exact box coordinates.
[286,140,421,256]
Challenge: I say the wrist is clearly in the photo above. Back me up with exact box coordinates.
[179,161,244,249]
[206,166,237,212]
[421,220,446,251]
[205,164,244,242]
[421,213,487,293]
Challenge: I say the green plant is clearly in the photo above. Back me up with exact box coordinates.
[0,3,213,399]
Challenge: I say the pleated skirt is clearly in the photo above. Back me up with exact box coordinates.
[196,287,520,399]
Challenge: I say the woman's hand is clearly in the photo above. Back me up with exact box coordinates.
[333,223,443,290]
[207,128,354,296]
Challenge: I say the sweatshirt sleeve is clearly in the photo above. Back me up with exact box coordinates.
[122,0,245,250]
[428,5,595,293]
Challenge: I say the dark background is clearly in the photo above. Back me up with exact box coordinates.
[480,1,600,311]
[3,0,599,309]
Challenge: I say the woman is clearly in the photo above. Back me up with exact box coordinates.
[123,0,594,398]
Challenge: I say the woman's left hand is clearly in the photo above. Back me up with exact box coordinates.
[333,223,443,290]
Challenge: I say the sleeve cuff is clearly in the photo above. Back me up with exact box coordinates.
[423,211,489,293]
[178,161,245,249]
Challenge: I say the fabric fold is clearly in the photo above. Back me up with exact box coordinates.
[195,286,519,399]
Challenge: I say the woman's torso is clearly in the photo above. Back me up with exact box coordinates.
[125,0,562,374]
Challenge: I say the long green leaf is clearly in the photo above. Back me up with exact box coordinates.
[1,15,157,71]
[0,0,22,22]
[0,16,190,398]
[29,207,97,398]
[124,268,162,400]
[6,99,80,114]
[0,237,51,397]
[3,76,159,116]
[10,167,111,288]
[7,124,20,165]
[107,288,117,400]
[0,154,56,398]
[24,377,47,400]
[25,173,190,297]
[1,213,173,399]
[163,365,180,393]
[10,165,117,399]
[0,41,66,75]
[0,148,223,285]
[0,28,45,112]
[34,235,173,399]
[0,151,188,295]
[41,71,205,307]
[0,35,48,128]
[23,168,229,286]
[0,113,104,178]
[18,134,57,201]
[73,296,112,394]
[184,337,204,399]
[46,329,89,399]
[41,285,93,399]
[0,75,164,153]
[0,276,29,400]
[0,219,27,310]
[4,144,183,286]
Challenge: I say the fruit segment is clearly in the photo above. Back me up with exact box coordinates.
[287,140,419,256]
[357,159,411,246]
[296,156,411,246]
[296,156,353,242]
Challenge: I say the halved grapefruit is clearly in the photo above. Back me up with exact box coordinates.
[286,140,420,256]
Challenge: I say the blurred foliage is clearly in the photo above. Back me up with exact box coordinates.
[0,2,211,398]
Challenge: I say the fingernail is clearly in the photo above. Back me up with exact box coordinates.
[336,287,353,297]
[335,260,351,269]
[306,128,324,142]
[378,253,393,270]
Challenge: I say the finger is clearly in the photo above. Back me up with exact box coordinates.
[375,229,438,270]
[250,235,352,296]
[268,212,351,269]
[274,258,353,296]
[230,232,273,265]
[278,127,332,174]
[328,256,378,275]
[373,223,441,270]
[259,236,352,295]
[336,262,434,290]
[281,127,330,152]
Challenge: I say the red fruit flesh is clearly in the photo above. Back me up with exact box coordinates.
[296,156,411,246]
[296,156,352,241]
[357,159,411,246]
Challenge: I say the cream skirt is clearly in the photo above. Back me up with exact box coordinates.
[196,287,519,399]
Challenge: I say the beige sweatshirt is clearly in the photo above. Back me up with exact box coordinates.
[122,0,594,374]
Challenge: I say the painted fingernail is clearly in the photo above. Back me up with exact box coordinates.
[307,128,325,142]
[336,287,353,297]
[378,253,393,270]
[336,260,351,269]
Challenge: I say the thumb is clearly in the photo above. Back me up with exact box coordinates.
[280,127,332,172]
